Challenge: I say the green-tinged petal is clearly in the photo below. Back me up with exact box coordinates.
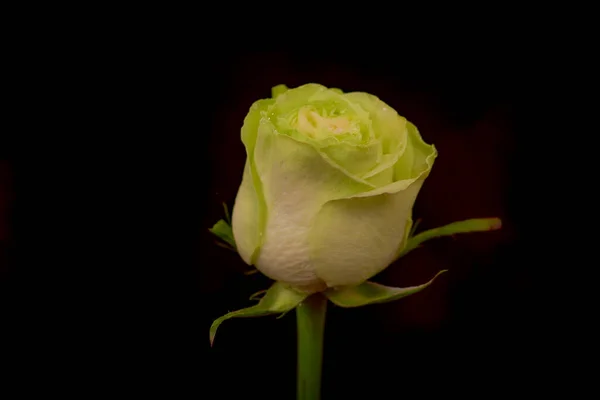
[209,219,236,249]
[333,98,432,194]
[253,120,372,292]
[345,121,436,199]
[210,282,308,346]
[232,162,261,264]
[365,159,395,186]
[362,153,397,184]
[344,92,407,156]
[309,89,371,126]
[309,122,436,288]
[271,84,288,98]
[232,99,273,265]
[241,99,275,165]
[320,140,381,175]
[397,218,502,258]
[309,177,426,287]
[271,84,328,115]
[324,270,447,308]
[393,121,434,181]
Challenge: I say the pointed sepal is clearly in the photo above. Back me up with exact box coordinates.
[209,219,236,251]
[210,282,309,345]
[324,270,447,308]
[398,217,501,258]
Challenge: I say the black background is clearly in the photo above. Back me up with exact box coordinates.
[2,45,550,398]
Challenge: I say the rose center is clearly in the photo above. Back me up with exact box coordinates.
[295,107,356,139]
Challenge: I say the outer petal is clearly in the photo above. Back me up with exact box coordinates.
[270,84,328,115]
[344,92,408,180]
[351,122,437,198]
[253,120,372,292]
[232,162,260,264]
[309,122,437,288]
[320,140,381,175]
[231,99,273,265]
[393,122,436,181]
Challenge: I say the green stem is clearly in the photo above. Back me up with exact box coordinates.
[296,293,327,400]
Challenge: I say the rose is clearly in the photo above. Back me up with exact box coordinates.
[231,84,437,293]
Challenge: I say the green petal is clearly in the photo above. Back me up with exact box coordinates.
[397,218,502,259]
[393,121,435,181]
[253,120,372,291]
[362,153,397,184]
[340,122,436,200]
[343,92,407,155]
[210,282,308,346]
[364,158,395,186]
[309,122,436,288]
[309,178,426,287]
[271,84,328,115]
[232,99,273,265]
[208,219,236,249]
[320,140,382,175]
[309,88,371,125]
[271,84,288,98]
[232,162,261,264]
[241,99,275,165]
[324,270,447,308]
